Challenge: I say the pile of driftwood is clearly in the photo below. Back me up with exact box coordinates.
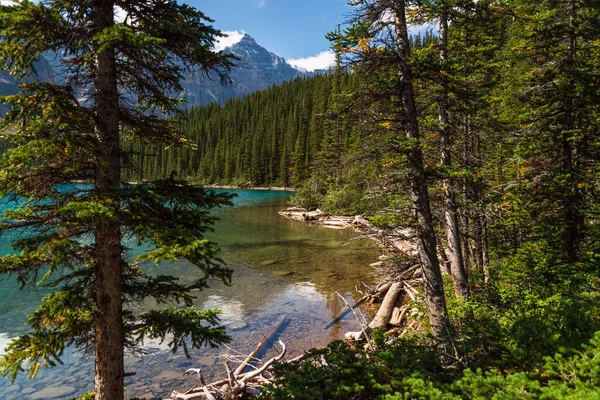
[325,264,424,346]
[278,207,371,230]
[278,208,418,261]
[168,316,290,400]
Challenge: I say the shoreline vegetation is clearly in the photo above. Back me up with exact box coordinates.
[71,181,297,192]
[202,185,296,192]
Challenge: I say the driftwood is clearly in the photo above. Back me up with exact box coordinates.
[234,314,287,375]
[278,208,372,232]
[399,264,421,279]
[368,282,403,330]
[169,316,289,400]
[325,281,392,329]
[170,342,287,400]
[389,304,410,327]
[336,292,374,349]
[403,281,420,301]
[389,307,401,327]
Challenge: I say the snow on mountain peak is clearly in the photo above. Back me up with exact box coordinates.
[214,31,247,52]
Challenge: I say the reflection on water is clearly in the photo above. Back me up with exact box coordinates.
[0,191,381,399]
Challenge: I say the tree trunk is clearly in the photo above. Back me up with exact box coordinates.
[368,282,403,330]
[92,1,125,399]
[461,116,472,270]
[481,211,490,284]
[439,7,469,299]
[393,0,449,340]
[562,0,582,264]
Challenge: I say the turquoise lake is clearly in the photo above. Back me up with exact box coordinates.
[0,189,380,399]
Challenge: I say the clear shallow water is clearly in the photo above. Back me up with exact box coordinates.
[0,189,380,399]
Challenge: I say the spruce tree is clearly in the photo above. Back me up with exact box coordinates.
[0,1,234,398]
[328,0,450,340]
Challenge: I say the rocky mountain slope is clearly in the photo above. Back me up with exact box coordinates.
[0,33,325,116]
[182,33,322,106]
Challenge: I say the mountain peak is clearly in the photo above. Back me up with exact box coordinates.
[239,33,256,43]
[230,33,260,50]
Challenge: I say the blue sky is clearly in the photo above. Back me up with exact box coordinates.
[0,0,431,71]
[0,0,350,70]
[186,0,352,71]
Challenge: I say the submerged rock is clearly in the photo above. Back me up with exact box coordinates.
[271,270,293,276]
[258,259,279,266]
[229,321,249,331]
[30,385,77,400]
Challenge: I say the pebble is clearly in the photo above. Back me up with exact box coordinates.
[136,391,156,399]
[271,270,293,276]
[198,356,217,367]
[21,387,36,395]
[30,385,77,399]
[228,321,249,331]
[2,384,22,395]
[258,259,279,266]
[155,370,182,382]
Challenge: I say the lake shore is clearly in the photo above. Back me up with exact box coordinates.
[203,184,296,192]
[167,207,423,399]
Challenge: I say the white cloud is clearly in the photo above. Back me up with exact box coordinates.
[0,0,18,6]
[289,50,336,72]
[252,0,267,8]
[214,30,246,52]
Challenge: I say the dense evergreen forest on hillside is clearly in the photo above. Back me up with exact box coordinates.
[124,72,357,186]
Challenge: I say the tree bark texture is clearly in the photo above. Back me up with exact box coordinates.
[439,7,469,298]
[92,1,125,399]
[393,0,449,340]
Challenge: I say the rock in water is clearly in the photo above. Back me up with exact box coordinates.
[271,270,293,276]
[30,386,77,400]
[229,321,249,331]
[259,259,278,266]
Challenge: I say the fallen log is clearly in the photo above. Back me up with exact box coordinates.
[353,215,370,226]
[324,282,392,329]
[389,304,409,327]
[403,281,420,300]
[399,264,421,278]
[286,207,307,212]
[234,314,287,376]
[368,282,403,330]
[323,219,352,227]
[389,307,401,327]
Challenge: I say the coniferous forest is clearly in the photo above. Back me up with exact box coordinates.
[1,0,600,398]
[129,0,600,397]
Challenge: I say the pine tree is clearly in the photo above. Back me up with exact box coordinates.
[328,0,450,340]
[0,1,234,398]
